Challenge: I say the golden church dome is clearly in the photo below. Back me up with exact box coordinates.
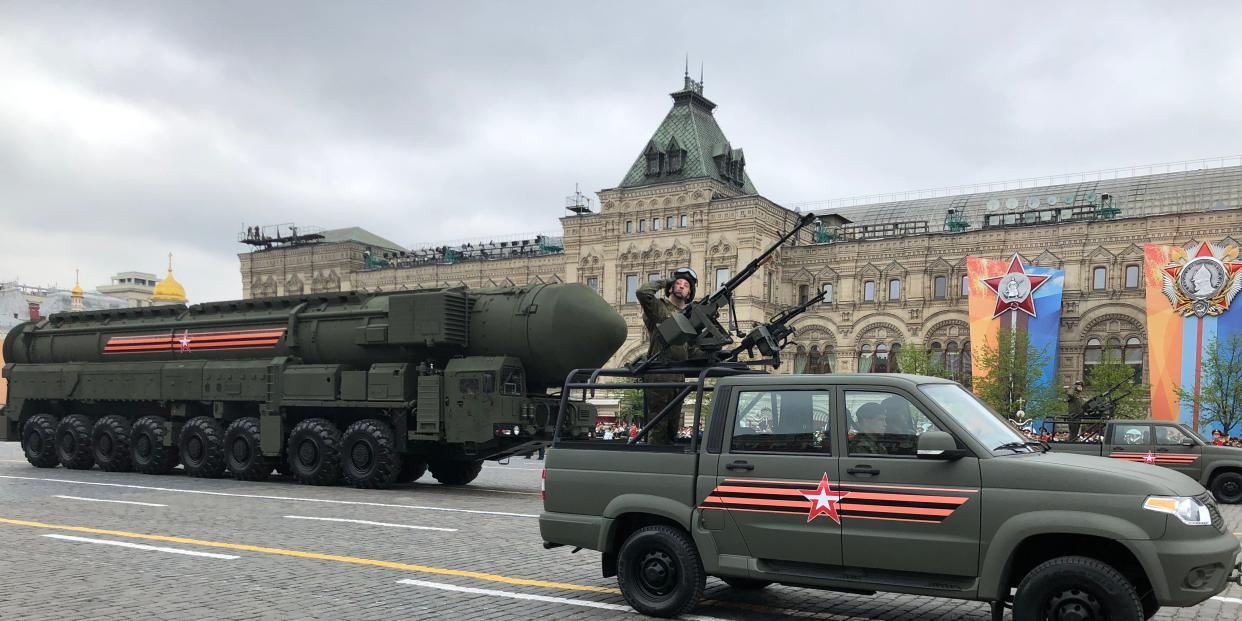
[151,254,188,304]
[70,269,84,297]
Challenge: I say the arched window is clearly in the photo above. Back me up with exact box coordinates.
[1106,337,1122,364]
[933,276,946,300]
[822,345,835,373]
[961,275,970,297]
[1125,265,1140,289]
[874,344,889,373]
[806,346,820,374]
[1084,337,1102,380]
[930,342,944,369]
[821,283,834,304]
[1124,337,1143,382]
[859,344,874,373]
[863,280,876,302]
[888,279,902,300]
[794,345,809,374]
[946,342,961,379]
[798,284,809,305]
[962,341,972,386]
[889,343,901,373]
[1092,267,1107,290]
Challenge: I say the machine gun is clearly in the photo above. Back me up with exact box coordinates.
[630,213,817,373]
[1079,373,1136,419]
[727,288,826,368]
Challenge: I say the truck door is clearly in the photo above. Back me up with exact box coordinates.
[705,387,842,567]
[838,388,981,580]
[1107,422,1154,465]
[1151,424,1203,479]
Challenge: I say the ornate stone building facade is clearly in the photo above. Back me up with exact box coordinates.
[237,78,1242,388]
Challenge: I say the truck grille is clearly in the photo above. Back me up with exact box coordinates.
[1197,492,1226,532]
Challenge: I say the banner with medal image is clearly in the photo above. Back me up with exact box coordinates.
[966,255,1065,393]
[1144,242,1242,428]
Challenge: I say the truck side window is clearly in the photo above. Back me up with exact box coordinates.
[501,367,524,396]
[459,377,480,396]
[1154,426,1191,446]
[1113,424,1150,446]
[845,391,941,457]
[731,390,831,453]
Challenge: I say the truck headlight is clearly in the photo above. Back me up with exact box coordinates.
[1143,496,1212,526]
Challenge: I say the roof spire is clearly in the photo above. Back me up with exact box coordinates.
[682,56,703,95]
[684,54,689,79]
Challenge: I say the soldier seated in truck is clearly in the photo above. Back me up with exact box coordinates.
[849,402,888,455]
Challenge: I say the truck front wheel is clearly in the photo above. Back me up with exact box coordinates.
[1210,472,1242,504]
[21,414,60,468]
[616,525,705,618]
[1013,555,1143,621]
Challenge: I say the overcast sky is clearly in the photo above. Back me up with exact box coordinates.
[2,1,1240,303]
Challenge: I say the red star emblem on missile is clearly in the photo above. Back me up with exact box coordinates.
[981,254,1049,319]
[800,473,849,524]
[1142,451,1157,464]
[177,330,193,353]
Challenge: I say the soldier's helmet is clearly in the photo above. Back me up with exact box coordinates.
[668,267,698,299]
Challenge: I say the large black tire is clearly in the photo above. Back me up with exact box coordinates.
[1013,556,1143,621]
[428,459,483,486]
[720,577,771,590]
[340,419,400,489]
[1210,471,1242,504]
[179,416,227,478]
[92,415,133,472]
[55,415,95,470]
[21,413,60,468]
[616,525,706,618]
[286,418,341,486]
[131,416,179,475]
[224,417,271,481]
[395,457,427,483]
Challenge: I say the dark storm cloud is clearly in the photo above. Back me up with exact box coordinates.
[1,1,1240,302]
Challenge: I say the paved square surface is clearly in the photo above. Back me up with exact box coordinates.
[0,444,1238,620]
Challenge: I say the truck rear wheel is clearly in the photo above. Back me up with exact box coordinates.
[131,416,179,475]
[92,415,133,472]
[179,416,227,478]
[1210,472,1242,504]
[396,457,427,483]
[56,415,95,470]
[225,417,271,481]
[287,418,341,486]
[21,414,60,468]
[1013,555,1142,621]
[616,525,705,618]
[428,459,483,485]
[341,419,400,489]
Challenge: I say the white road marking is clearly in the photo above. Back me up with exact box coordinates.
[54,495,167,507]
[1213,596,1242,605]
[0,474,537,518]
[42,534,239,559]
[397,579,729,620]
[284,515,458,532]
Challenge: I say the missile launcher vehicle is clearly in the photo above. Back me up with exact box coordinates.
[1,283,625,488]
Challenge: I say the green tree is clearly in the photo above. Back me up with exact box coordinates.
[616,379,645,424]
[1176,334,1242,435]
[895,343,947,378]
[973,330,1059,419]
[1084,354,1150,420]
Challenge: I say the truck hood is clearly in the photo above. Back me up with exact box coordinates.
[1201,444,1242,459]
[984,451,1204,496]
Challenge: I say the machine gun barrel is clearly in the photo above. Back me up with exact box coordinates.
[704,212,817,308]
[727,288,827,368]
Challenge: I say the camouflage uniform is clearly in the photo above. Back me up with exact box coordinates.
[850,433,887,456]
[637,278,697,445]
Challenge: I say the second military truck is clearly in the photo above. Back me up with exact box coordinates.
[2,283,625,488]
[541,372,1240,620]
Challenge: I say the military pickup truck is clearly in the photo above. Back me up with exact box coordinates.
[1039,418,1242,505]
[541,372,1240,620]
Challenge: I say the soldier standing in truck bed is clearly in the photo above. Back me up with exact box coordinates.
[636,268,699,445]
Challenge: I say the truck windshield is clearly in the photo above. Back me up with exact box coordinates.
[919,384,1029,453]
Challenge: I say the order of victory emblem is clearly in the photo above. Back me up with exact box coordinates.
[982,255,1049,319]
[1160,242,1242,318]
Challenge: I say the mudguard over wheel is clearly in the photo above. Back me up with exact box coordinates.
[225,417,272,481]
[131,416,179,475]
[616,525,705,618]
[179,416,227,478]
[21,413,60,468]
[287,418,342,486]
[55,414,95,470]
[1013,555,1143,621]
[92,415,133,472]
[396,457,427,483]
[340,419,399,489]
[428,459,483,486]
[1210,471,1242,504]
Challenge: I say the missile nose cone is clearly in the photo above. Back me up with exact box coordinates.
[545,283,627,370]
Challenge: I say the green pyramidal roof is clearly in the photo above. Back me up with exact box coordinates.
[617,78,757,194]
